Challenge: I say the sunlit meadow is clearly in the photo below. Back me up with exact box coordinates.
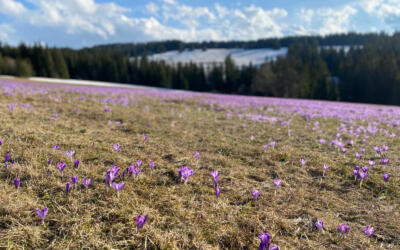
[0,79,399,249]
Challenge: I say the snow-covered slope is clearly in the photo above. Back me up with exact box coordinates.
[143,48,288,67]
[139,46,355,68]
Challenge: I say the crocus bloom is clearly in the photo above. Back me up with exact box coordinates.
[364,225,375,237]
[14,178,20,189]
[112,182,125,193]
[368,160,375,166]
[65,150,75,158]
[269,141,276,147]
[341,148,347,154]
[337,223,350,235]
[381,158,389,165]
[36,207,48,222]
[105,165,120,186]
[323,164,329,171]
[274,178,282,187]
[149,161,156,170]
[65,182,71,193]
[178,166,194,183]
[136,160,142,167]
[53,145,60,150]
[128,165,142,177]
[355,152,362,159]
[5,153,11,162]
[215,187,221,198]
[259,232,270,250]
[210,170,219,187]
[382,144,389,151]
[319,138,326,144]
[136,214,149,232]
[383,173,391,183]
[315,220,324,231]
[113,144,121,152]
[74,159,80,168]
[374,146,381,154]
[194,152,200,159]
[52,113,58,118]
[143,135,147,141]
[270,245,280,250]
[263,144,268,150]
[56,162,66,173]
[82,178,91,188]
[250,135,255,140]
[71,176,78,185]
[0,140,3,146]
[48,158,53,165]
[252,189,260,200]
[300,159,307,166]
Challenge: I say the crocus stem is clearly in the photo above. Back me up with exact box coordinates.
[360,180,363,188]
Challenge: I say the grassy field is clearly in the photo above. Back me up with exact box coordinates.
[0,78,399,249]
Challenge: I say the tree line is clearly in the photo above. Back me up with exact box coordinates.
[1,32,400,105]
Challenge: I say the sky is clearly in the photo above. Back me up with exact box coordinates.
[0,0,399,48]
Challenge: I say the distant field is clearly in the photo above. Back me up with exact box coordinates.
[0,78,399,249]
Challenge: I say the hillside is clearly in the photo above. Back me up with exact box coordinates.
[0,78,398,249]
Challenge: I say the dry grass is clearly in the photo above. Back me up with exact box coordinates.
[0,79,399,249]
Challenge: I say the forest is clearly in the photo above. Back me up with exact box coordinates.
[1,32,400,105]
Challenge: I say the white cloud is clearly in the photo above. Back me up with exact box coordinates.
[359,0,400,29]
[145,2,159,15]
[0,0,26,16]
[317,6,358,35]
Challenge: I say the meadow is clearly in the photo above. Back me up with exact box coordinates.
[0,78,399,249]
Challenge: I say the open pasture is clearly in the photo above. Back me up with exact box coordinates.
[0,79,399,249]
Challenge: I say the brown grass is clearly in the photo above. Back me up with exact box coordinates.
[0,79,399,249]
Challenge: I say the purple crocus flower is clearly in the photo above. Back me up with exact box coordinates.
[143,135,148,141]
[259,232,270,250]
[71,176,78,185]
[136,160,142,167]
[53,145,60,150]
[5,153,11,162]
[382,144,389,151]
[56,162,66,173]
[82,178,91,188]
[52,113,58,118]
[14,178,20,189]
[381,158,389,165]
[263,144,268,150]
[128,165,142,177]
[368,160,375,166]
[113,144,121,152]
[250,135,255,141]
[194,152,200,160]
[136,214,148,232]
[323,164,329,172]
[48,158,53,165]
[269,141,276,147]
[274,178,282,187]
[65,150,75,158]
[105,165,120,186]
[355,152,362,159]
[315,220,324,231]
[149,161,156,171]
[74,159,80,168]
[337,223,350,235]
[65,182,71,193]
[270,245,280,250]
[374,146,381,154]
[112,182,125,197]
[319,138,326,144]
[300,159,307,166]
[341,148,347,154]
[0,140,3,146]
[36,207,48,222]
[364,225,375,237]
[178,166,194,183]
[383,173,391,183]
[215,187,221,198]
[252,189,260,200]
[210,170,219,187]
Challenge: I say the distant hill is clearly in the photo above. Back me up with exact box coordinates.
[88,32,375,56]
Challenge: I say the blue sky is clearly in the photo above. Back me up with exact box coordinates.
[0,0,398,48]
